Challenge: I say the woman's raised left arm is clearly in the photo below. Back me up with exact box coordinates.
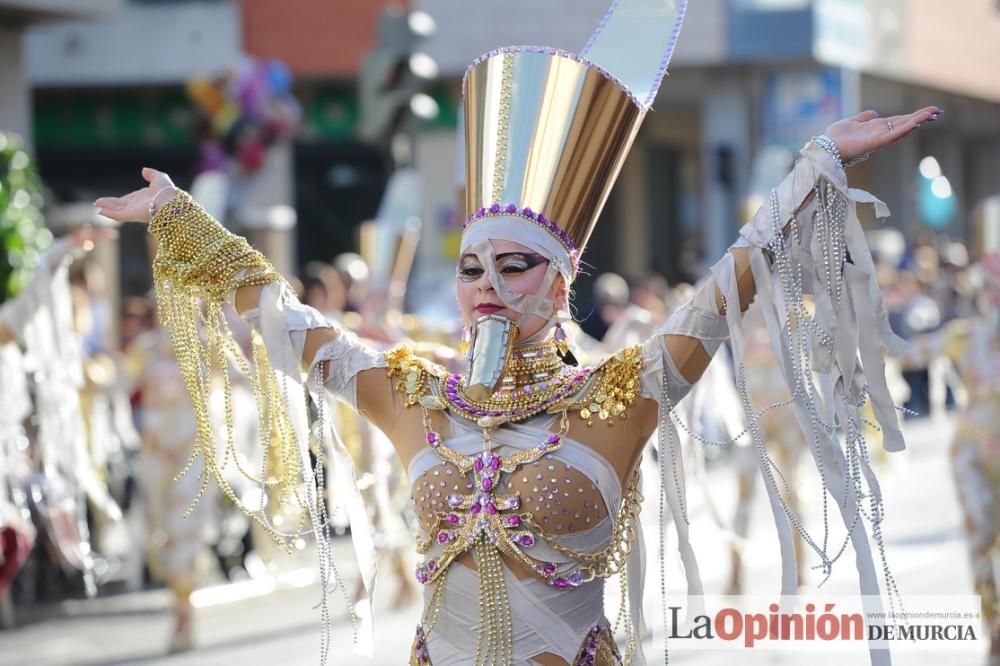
[660,106,941,385]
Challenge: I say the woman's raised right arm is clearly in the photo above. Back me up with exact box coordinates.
[99,169,387,629]
[95,168,400,430]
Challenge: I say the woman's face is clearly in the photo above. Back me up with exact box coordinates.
[456,239,567,341]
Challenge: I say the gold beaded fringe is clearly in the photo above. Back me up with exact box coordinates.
[149,191,314,552]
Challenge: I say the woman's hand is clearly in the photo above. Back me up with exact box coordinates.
[95,167,178,224]
[826,106,942,163]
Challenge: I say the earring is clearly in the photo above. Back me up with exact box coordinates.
[553,322,569,356]
[553,322,578,366]
[460,327,471,357]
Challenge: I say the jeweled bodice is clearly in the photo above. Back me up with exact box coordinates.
[410,425,617,588]
[387,344,643,591]
[411,451,610,537]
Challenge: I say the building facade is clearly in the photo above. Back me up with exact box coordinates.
[24,0,402,298]
[18,0,1000,316]
[0,0,119,140]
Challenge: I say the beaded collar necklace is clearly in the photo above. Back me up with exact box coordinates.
[442,340,591,428]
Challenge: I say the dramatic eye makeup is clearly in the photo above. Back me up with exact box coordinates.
[457,255,485,282]
[456,252,548,282]
[495,252,547,274]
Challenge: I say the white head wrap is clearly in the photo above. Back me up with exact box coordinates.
[459,216,574,340]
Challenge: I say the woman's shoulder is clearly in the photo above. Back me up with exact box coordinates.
[384,344,450,407]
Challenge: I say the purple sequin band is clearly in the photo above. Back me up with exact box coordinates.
[464,203,582,275]
[461,45,643,109]
[445,368,591,418]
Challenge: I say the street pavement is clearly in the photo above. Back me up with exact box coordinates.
[0,416,988,665]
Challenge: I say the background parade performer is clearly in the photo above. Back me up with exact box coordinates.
[0,227,117,618]
[948,252,1000,663]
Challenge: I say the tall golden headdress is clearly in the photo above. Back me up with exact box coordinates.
[461,0,688,276]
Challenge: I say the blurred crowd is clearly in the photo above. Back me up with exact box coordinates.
[877,235,991,417]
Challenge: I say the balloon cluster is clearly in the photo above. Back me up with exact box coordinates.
[186,58,301,174]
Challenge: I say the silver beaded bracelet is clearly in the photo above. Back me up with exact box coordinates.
[812,134,868,168]
[812,134,843,168]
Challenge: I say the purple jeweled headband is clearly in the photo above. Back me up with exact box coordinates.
[463,203,582,276]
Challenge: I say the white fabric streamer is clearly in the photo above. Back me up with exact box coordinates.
[243,283,379,657]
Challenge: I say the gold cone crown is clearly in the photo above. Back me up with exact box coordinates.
[462,48,646,271]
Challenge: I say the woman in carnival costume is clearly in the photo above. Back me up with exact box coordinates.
[122,304,222,653]
[96,2,939,663]
[0,228,116,609]
[948,251,1000,664]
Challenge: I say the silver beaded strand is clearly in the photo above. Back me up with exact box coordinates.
[657,359,672,665]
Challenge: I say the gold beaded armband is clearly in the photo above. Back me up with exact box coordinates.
[149,190,280,300]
